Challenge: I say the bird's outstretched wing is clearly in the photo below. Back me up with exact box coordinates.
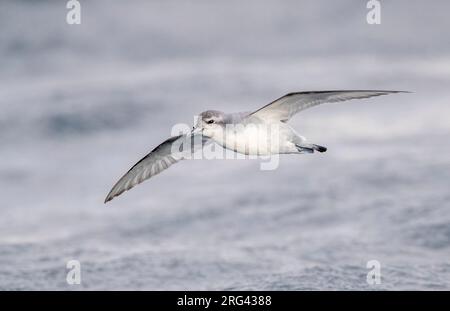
[250,90,407,123]
[104,134,207,203]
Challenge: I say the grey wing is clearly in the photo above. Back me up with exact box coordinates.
[104,134,208,203]
[250,90,407,123]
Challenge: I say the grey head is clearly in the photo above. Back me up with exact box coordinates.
[193,110,227,138]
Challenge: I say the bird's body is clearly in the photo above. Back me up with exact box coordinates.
[211,112,304,155]
[105,90,408,203]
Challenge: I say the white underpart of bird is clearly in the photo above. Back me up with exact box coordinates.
[104,90,408,203]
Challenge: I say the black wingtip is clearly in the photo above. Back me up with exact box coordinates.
[385,90,412,94]
[104,194,114,204]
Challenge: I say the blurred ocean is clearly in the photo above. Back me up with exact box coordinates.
[0,0,449,290]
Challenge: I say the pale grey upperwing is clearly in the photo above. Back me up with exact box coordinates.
[249,90,406,123]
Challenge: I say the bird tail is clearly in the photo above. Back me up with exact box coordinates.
[312,144,327,153]
[295,144,327,153]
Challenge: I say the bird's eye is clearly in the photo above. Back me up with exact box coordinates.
[207,120,214,124]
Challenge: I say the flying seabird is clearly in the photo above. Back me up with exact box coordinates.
[104,90,407,203]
